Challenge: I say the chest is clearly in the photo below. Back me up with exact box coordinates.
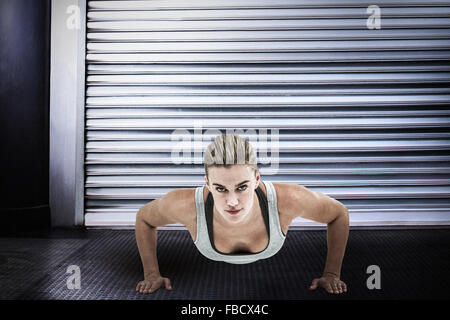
[212,217,269,254]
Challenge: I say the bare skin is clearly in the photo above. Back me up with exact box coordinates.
[135,165,349,294]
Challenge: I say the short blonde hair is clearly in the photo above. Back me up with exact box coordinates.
[204,134,258,178]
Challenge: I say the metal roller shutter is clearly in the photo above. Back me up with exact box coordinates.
[84,0,450,228]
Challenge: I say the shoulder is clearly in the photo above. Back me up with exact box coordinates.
[271,182,307,200]
[272,182,347,224]
[156,187,197,225]
[271,182,309,209]
[161,187,197,204]
[271,182,319,218]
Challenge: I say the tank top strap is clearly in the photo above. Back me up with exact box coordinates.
[264,181,286,239]
[194,186,208,246]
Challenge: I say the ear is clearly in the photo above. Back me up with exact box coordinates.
[254,169,260,189]
[204,175,211,191]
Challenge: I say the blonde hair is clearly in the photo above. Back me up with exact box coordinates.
[204,134,258,178]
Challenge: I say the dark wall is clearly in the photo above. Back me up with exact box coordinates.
[0,0,51,234]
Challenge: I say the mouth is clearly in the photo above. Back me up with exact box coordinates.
[225,209,241,215]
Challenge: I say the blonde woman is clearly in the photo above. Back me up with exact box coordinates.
[135,134,349,295]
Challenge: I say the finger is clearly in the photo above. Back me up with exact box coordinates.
[138,282,147,293]
[144,282,153,293]
[148,283,158,293]
[309,278,319,290]
[335,283,342,294]
[150,279,165,293]
[164,278,172,290]
[332,283,339,294]
[326,283,334,294]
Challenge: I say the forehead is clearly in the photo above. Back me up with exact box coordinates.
[208,165,254,183]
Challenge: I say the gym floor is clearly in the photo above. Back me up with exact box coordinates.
[0,228,449,300]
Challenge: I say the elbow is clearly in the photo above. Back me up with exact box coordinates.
[342,207,349,225]
[135,204,158,229]
[135,208,144,227]
[337,207,349,227]
[328,206,349,226]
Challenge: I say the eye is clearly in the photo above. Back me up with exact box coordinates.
[237,185,247,191]
[216,187,226,192]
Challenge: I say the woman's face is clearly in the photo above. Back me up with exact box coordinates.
[205,164,260,225]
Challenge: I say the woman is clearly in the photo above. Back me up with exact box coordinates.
[135,134,349,295]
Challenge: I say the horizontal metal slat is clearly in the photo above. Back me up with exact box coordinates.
[85,204,450,217]
[86,29,450,42]
[85,117,450,130]
[86,51,450,63]
[86,62,450,74]
[85,213,450,227]
[85,154,450,165]
[85,139,450,152]
[85,131,450,141]
[85,164,450,176]
[87,8,450,21]
[85,185,450,198]
[87,18,450,32]
[85,108,450,119]
[85,198,450,209]
[88,0,450,10]
[87,40,450,53]
[85,94,450,107]
[86,86,450,97]
[84,211,450,228]
[86,73,450,86]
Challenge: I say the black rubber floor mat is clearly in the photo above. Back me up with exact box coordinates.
[0,229,449,300]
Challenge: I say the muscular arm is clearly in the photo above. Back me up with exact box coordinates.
[135,199,164,279]
[280,184,349,288]
[322,207,349,278]
[135,189,183,292]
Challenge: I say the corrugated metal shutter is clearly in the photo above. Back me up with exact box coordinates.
[84,0,450,228]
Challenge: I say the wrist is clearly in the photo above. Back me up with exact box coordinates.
[323,271,340,279]
[144,271,160,280]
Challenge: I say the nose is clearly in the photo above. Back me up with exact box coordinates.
[226,193,239,207]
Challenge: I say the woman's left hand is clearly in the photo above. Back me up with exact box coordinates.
[309,274,347,294]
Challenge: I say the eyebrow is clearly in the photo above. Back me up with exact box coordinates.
[213,180,250,188]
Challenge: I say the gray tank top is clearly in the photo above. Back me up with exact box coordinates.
[194,180,286,264]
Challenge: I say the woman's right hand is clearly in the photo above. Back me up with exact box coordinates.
[136,274,172,294]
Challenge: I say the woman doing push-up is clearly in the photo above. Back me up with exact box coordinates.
[135,134,349,295]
